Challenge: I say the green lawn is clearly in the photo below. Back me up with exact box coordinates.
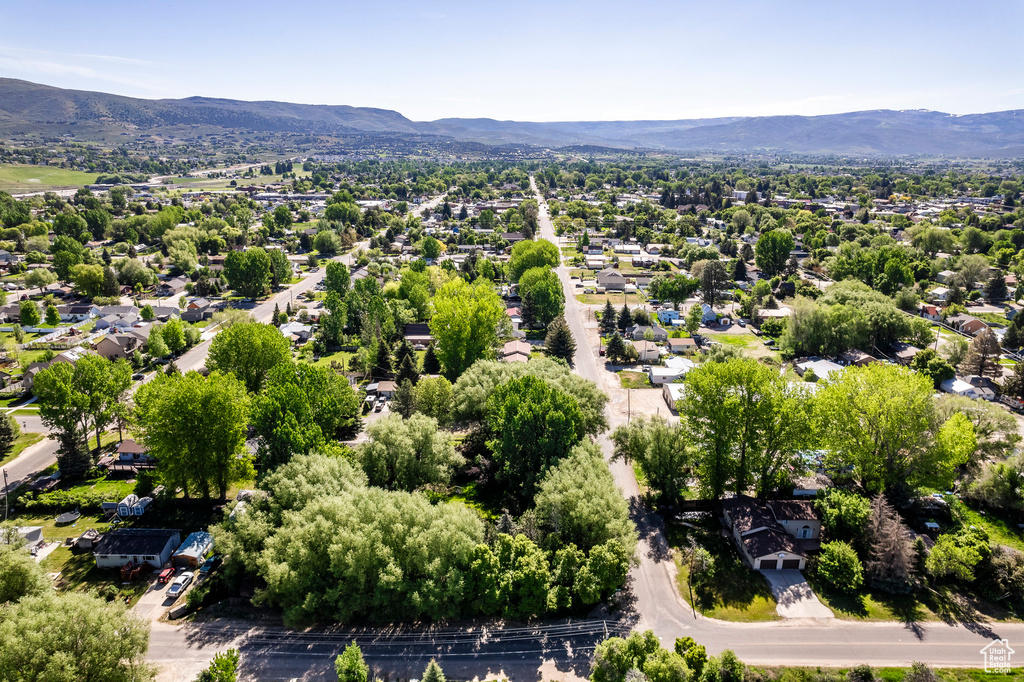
[0,431,44,467]
[0,165,99,192]
[957,505,1024,553]
[705,332,755,348]
[666,518,780,622]
[619,371,651,389]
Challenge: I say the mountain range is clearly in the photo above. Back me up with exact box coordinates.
[3,78,1024,157]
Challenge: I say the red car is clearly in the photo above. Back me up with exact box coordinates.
[158,568,175,584]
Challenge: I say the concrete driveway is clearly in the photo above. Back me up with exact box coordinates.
[761,569,834,619]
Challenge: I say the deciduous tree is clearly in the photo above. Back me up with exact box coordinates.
[207,322,291,392]
[429,278,508,378]
[358,413,463,490]
[134,371,252,498]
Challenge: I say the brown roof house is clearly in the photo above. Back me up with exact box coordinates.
[721,496,821,570]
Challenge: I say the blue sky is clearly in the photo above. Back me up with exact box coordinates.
[1,0,1022,121]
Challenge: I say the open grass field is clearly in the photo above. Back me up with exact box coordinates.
[0,165,99,192]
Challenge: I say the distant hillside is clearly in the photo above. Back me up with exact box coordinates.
[2,78,1024,157]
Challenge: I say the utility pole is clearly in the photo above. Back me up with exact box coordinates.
[3,469,8,522]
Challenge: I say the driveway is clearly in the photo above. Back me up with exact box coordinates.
[761,569,834,619]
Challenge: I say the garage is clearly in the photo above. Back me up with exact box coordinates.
[759,559,777,570]
[781,559,801,569]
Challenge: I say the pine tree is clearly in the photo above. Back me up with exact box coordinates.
[986,273,1008,302]
[335,641,369,682]
[395,338,415,364]
[375,341,393,379]
[392,379,416,418]
[1003,359,1024,398]
[422,344,441,375]
[397,353,420,385]
[731,257,747,281]
[286,302,293,317]
[422,660,447,682]
[272,303,281,327]
[960,327,1002,378]
[605,332,627,363]
[617,303,632,331]
[0,414,18,460]
[1005,322,1022,350]
[545,315,576,362]
[866,495,915,593]
[600,300,617,335]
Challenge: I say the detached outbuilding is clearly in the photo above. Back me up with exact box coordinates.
[172,531,214,568]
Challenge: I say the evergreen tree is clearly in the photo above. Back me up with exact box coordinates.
[395,338,415,365]
[375,341,393,379]
[865,495,915,593]
[1005,322,1022,350]
[422,660,447,682]
[422,344,441,375]
[600,300,617,335]
[102,247,112,265]
[946,283,964,305]
[1003,358,1024,398]
[960,328,1002,378]
[397,353,420,385]
[731,257,747,281]
[272,303,281,327]
[0,414,18,460]
[617,303,632,331]
[335,641,369,682]
[286,302,293,317]
[545,315,576,362]
[605,332,627,363]
[392,379,416,418]
[102,266,119,297]
[986,273,1008,302]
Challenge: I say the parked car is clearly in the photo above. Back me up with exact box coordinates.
[167,571,194,598]
[199,556,221,575]
[737,319,747,327]
[157,567,175,584]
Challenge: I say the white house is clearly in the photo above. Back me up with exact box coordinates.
[940,377,996,401]
[795,358,844,382]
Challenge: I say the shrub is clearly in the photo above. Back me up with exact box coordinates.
[816,541,864,590]
[847,665,874,682]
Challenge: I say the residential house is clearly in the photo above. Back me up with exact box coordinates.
[279,321,313,344]
[657,309,680,325]
[596,268,627,291]
[625,325,669,342]
[375,381,398,398]
[506,307,522,332]
[171,531,214,569]
[501,340,532,363]
[95,333,142,360]
[667,337,697,354]
[117,439,154,465]
[795,358,844,382]
[95,313,139,331]
[889,342,921,365]
[404,323,433,348]
[721,496,820,570]
[630,340,660,362]
[930,287,951,303]
[700,304,717,324]
[941,377,996,401]
[919,304,942,322]
[946,314,989,336]
[56,304,100,322]
[585,256,606,270]
[838,349,875,366]
[648,357,696,385]
[92,528,181,569]
[936,270,958,284]
[157,277,189,296]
